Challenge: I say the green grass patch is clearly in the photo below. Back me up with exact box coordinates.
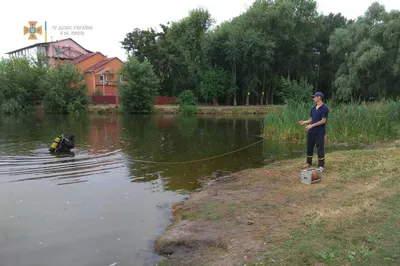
[264,101,400,144]
[257,190,400,266]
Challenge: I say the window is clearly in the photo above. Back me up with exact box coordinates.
[119,75,124,82]
[37,46,46,56]
[100,74,107,83]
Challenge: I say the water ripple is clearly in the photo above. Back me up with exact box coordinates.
[0,149,126,184]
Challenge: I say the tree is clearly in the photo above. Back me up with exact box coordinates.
[41,61,89,114]
[0,57,36,114]
[200,68,229,105]
[119,56,160,114]
[328,2,400,101]
[167,8,215,96]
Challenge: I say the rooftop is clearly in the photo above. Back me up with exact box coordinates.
[84,57,118,72]
[6,38,92,54]
[72,52,105,64]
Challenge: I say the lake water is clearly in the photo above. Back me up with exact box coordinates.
[0,114,340,266]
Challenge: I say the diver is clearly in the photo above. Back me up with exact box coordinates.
[49,134,75,154]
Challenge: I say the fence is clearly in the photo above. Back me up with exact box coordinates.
[91,96,176,105]
[154,96,176,105]
[92,96,118,104]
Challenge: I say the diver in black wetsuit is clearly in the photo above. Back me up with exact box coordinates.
[49,135,75,154]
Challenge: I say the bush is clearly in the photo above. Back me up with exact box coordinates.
[178,90,197,115]
[178,90,197,106]
[118,56,160,114]
[41,62,89,114]
[277,77,313,106]
[0,57,37,114]
[93,90,103,96]
[0,98,24,114]
[180,105,197,115]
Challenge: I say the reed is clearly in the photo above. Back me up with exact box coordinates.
[263,101,400,144]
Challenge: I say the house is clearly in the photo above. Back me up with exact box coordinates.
[6,38,124,104]
[6,38,92,66]
[72,52,124,104]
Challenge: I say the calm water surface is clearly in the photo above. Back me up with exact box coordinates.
[0,114,342,266]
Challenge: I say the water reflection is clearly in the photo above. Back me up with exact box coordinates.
[120,115,265,191]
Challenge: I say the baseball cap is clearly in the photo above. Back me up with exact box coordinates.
[311,92,324,98]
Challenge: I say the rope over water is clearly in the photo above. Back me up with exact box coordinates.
[129,138,265,165]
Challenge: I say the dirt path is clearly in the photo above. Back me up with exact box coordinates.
[155,141,400,266]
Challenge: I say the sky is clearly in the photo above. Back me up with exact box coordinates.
[1,0,399,61]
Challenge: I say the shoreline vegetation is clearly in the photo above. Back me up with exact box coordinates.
[155,141,400,266]
[87,104,283,115]
[264,101,400,144]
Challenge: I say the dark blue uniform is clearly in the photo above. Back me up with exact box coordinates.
[307,104,328,167]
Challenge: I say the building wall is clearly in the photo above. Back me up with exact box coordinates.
[85,73,96,95]
[8,46,43,59]
[48,39,89,59]
[93,58,124,97]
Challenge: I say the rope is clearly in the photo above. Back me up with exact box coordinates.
[129,138,265,165]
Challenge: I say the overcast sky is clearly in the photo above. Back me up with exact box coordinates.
[1,0,399,61]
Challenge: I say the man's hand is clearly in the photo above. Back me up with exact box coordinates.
[298,120,305,125]
[305,124,313,131]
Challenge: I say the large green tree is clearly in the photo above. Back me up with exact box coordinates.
[41,62,89,114]
[118,56,160,114]
[329,2,400,101]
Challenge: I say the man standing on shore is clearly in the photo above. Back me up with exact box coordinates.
[298,92,328,172]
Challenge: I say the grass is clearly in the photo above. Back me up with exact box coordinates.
[254,145,400,266]
[263,101,400,143]
[156,142,400,266]
[258,193,400,266]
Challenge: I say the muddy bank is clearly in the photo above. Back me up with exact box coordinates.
[155,142,400,266]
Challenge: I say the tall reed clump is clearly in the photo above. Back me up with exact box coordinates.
[264,101,400,144]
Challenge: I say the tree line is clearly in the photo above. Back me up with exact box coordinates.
[121,0,400,105]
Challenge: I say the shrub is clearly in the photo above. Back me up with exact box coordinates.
[93,90,103,96]
[178,90,197,106]
[277,77,313,106]
[178,90,197,115]
[180,105,197,115]
[118,56,160,114]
